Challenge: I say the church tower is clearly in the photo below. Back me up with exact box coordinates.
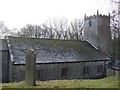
[84,10,112,55]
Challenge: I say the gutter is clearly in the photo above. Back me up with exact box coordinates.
[13,59,111,65]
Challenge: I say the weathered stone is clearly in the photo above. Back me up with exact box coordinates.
[84,11,112,55]
[25,49,36,86]
[12,61,107,82]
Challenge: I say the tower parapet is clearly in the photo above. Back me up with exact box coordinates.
[84,10,110,20]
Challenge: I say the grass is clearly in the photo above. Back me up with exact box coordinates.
[1,76,119,89]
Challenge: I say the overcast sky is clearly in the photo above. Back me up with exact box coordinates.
[0,0,113,29]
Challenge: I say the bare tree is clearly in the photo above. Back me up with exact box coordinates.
[70,19,83,40]
[42,19,70,39]
[42,23,55,39]
[18,24,43,38]
[110,0,120,60]
[0,21,10,38]
[17,18,84,40]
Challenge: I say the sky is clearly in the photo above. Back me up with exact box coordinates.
[0,0,113,29]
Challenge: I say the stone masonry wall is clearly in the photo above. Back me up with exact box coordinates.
[84,15,112,55]
[2,51,9,82]
[12,61,106,82]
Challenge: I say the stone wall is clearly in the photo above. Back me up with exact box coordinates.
[84,14,112,55]
[12,61,107,82]
[0,50,2,83]
[2,50,9,83]
[106,68,115,77]
[107,69,120,77]
[84,16,98,47]
[0,39,10,83]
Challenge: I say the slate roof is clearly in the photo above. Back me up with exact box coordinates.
[0,39,8,50]
[108,60,120,71]
[7,36,111,64]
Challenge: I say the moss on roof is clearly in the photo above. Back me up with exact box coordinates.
[8,36,110,64]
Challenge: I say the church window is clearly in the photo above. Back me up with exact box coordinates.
[83,66,89,74]
[97,65,103,73]
[89,21,92,27]
[36,70,43,80]
[61,68,68,77]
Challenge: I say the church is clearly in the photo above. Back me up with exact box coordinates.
[0,11,112,83]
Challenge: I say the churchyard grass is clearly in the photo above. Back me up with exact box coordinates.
[1,76,119,89]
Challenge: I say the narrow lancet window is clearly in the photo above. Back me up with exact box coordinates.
[89,21,92,27]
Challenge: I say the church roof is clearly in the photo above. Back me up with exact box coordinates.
[7,36,111,64]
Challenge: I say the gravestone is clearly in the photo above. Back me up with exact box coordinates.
[25,49,36,86]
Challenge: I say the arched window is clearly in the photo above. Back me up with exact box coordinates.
[89,21,92,27]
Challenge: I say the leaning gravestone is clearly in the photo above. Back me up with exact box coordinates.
[25,49,36,86]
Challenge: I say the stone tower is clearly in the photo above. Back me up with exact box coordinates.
[84,10,112,56]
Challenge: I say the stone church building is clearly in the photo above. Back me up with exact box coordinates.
[0,11,112,83]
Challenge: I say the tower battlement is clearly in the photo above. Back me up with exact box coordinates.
[84,10,110,20]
